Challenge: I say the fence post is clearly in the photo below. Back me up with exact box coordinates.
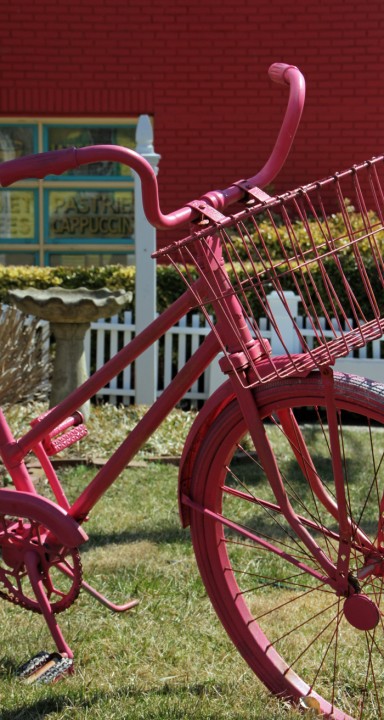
[266,290,301,355]
[134,115,161,404]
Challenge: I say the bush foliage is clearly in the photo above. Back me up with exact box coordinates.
[225,205,384,320]
[0,263,189,314]
[1,203,383,321]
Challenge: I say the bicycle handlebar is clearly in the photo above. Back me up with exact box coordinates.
[0,63,305,230]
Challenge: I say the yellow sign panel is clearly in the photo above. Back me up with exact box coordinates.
[49,190,134,240]
[0,190,35,239]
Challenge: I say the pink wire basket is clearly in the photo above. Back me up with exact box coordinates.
[156,156,384,386]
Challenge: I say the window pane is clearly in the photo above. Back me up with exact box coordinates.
[47,190,134,242]
[0,190,36,239]
[0,126,35,162]
[46,125,137,177]
[0,252,37,265]
[49,252,133,267]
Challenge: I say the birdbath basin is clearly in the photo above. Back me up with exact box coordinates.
[8,287,132,417]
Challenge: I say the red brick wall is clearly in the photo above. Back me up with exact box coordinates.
[1,0,384,246]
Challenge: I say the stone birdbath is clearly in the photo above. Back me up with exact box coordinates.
[8,286,132,418]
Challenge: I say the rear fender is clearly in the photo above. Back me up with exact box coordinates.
[0,488,88,547]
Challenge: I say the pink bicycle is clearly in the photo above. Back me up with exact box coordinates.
[0,63,384,718]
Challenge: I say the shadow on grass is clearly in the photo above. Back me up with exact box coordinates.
[0,696,92,720]
[82,524,191,551]
[0,678,230,720]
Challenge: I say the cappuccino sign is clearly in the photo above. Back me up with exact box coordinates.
[49,191,134,240]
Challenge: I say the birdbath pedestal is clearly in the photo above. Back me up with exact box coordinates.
[9,287,132,418]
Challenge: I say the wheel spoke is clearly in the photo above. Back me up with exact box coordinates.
[359,629,383,720]
[253,587,338,625]
[285,605,341,676]
[223,483,370,554]
[228,567,334,594]
[190,375,384,718]
[186,494,329,582]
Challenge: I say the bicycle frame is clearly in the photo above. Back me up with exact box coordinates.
[0,229,362,602]
[0,281,219,513]
[2,63,384,716]
[0,62,306,516]
[0,61,328,669]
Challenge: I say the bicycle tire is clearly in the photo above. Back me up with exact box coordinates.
[188,372,384,719]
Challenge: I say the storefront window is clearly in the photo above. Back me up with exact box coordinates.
[0,190,36,239]
[0,126,35,162]
[49,252,134,267]
[0,252,37,266]
[0,118,139,266]
[46,125,136,177]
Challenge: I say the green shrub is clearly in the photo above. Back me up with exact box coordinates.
[224,206,384,321]
[1,201,383,323]
[0,264,135,297]
[0,263,200,317]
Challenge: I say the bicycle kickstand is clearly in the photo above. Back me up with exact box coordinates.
[57,560,140,612]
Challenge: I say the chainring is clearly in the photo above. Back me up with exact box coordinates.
[0,512,83,614]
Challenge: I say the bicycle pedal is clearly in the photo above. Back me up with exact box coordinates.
[44,424,88,455]
[31,410,88,455]
[17,651,73,684]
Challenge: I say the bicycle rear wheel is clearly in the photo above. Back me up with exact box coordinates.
[188,372,384,719]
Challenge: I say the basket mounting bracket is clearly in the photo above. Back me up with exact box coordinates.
[234,181,273,204]
[186,199,227,225]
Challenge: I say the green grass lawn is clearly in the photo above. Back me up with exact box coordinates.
[0,459,301,720]
[1,401,384,719]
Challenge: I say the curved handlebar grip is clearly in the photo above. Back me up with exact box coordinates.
[0,143,192,230]
[0,62,306,228]
[0,148,78,187]
[245,63,305,190]
[268,62,298,86]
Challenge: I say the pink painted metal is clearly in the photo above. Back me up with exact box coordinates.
[0,64,305,229]
[0,62,383,716]
[182,493,330,584]
[57,561,140,612]
[184,377,379,720]
[343,594,380,631]
[0,489,88,547]
[157,154,384,387]
[24,551,73,659]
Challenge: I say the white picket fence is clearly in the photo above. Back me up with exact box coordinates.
[9,289,384,406]
[81,293,384,406]
[83,312,216,405]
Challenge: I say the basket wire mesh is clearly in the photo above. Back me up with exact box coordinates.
[155,156,384,387]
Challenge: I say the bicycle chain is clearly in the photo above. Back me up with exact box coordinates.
[0,585,43,613]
